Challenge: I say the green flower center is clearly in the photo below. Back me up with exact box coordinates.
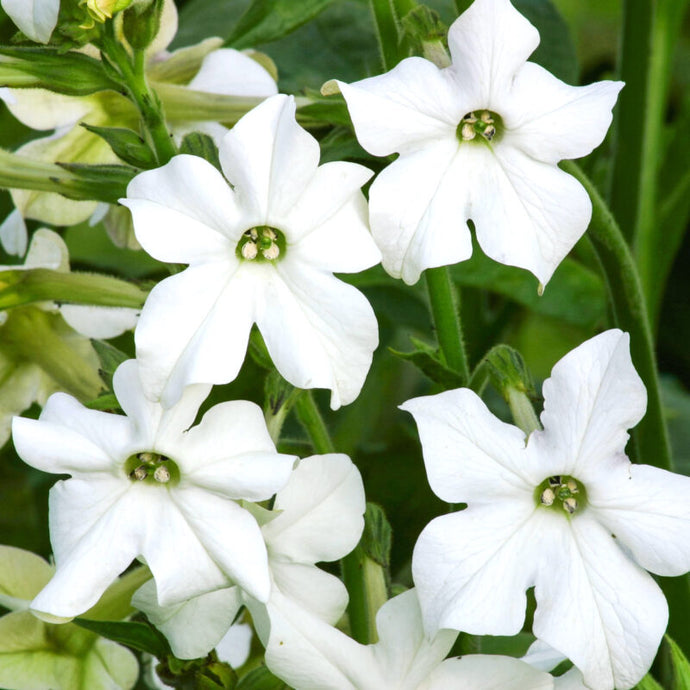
[124,451,180,486]
[534,475,587,516]
[456,110,502,144]
[237,226,286,263]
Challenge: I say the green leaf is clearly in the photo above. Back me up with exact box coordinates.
[80,123,158,169]
[449,249,606,328]
[237,665,288,689]
[359,502,392,568]
[512,0,578,83]
[179,132,222,171]
[226,0,337,49]
[91,339,131,391]
[633,673,664,690]
[668,635,690,690]
[0,46,120,95]
[73,618,171,659]
[390,337,465,389]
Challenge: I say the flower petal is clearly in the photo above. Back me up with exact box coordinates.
[170,486,271,603]
[59,305,139,339]
[589,463,690,576]
[447,0,539,108]
[534,513,667,690]
[259,261,378,409]
[1,0,59,43]
[504,63,624,164]
[368,139,472,284]
[423,655,554,690]
[134,263,255,405]
[337,58,462,156]
[528,330,646,478]
[31,478,142,619]
[132,579,242,660]
[400,388,530,504]
[123,154,244,259]
[188,48,278,97]
[412,502,541,635]
[177,399,295,499]
[263,454,365,563]
[0,209,27,256]
[219,94,319,222]
[371,589,457,688]
[12,394,130,476]
[470,142,592,285]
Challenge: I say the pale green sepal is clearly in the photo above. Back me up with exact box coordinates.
[0,545,53,602]
[146,37,224,84]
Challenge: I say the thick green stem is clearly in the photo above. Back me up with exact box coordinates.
[425,266,470,383]
[564,161,670,470]
[294,391,334,455]
[369,0,403,71]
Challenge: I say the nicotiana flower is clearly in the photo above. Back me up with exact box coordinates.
[335,0,623,286]
[1,0,59,43]
[264,587,557,689]
[0,545,146,690]
[2,0,277,225]
[122,93,380,409]
[11,359,296,621]
[403,329,690,689]
[133,453,365,660]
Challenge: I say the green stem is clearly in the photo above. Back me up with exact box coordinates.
[425,266,470,383]
[564,161,670,471]
[294,391,334,455]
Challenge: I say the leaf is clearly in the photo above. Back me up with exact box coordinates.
[633,673,664,690]
[80,124,158,169]
[73,618,171,659]
[390,337,465,389]
[450,248,606,328]
[667,634,690,690]
[226,0,337,49]
[512,0,578,83]
[237,665,288,689]
[91,339,130,391]
[179,132,222,172]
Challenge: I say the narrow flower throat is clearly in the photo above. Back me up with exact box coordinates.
[237,226,286,262]
[125,452,180,485]
[456,110,502,143]
[535,475,587,515]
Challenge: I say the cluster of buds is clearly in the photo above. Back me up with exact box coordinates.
[239,226,282,261]
[458,110,496,142]
[129,451,172,483]
[539,475,580,514]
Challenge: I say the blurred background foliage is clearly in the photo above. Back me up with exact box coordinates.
[0,0,686,654]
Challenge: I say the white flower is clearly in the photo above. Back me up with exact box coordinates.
[264,587,555,689]
[1,0,59,43]
[11,359,296,621]
[122,94,380,409]
[133,453,365,660]
[336,0,623,286]
[402,329,690,689]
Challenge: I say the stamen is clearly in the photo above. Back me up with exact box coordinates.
[540,488,555,506]
[131,465,147,481]
[563,497,578,514]
[262,243,280,260]
[241,242,258,260]
[154,465,171,483]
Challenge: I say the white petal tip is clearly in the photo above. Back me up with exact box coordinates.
[320,79,341,96]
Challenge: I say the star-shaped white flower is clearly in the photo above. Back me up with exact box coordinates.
[403,330,690,689]
[11,359,296,621]
[264,587,555,689]
[336,0,623,286]
[121,93,380,409]
[133,453,365,660]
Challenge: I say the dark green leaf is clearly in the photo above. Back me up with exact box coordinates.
[633,673,664,690]
[237,665,288,689]
[390,337,465,389]
[85,393,120,411]
[179,132,222,171]
[91,339,131,390]
[359,502,392,567]
[81,124,157,169]
[668,635,690,690]
[226,0,337,49]
[74,618,171,658]
[513,0,578,83]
